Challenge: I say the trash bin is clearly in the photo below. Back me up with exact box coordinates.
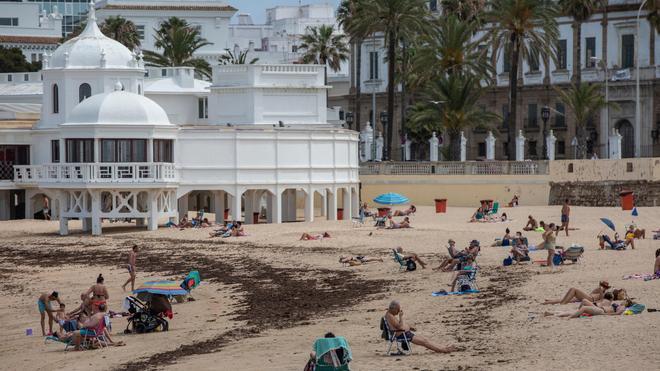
[224,209,229,220]
[434,199,447,213]
[253,212,260,224]
[377,207,391,217]
[619,190,634,211]
[337,208,344,220]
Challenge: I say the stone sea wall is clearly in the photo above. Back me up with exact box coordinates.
[549,180,660,206]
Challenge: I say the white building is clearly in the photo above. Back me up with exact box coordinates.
[0,1,62,62]
[0,3,360,234]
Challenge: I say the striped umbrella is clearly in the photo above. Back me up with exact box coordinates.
[373,192,409,205]
[133,281,189,296]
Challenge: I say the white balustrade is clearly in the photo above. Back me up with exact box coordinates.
[13,163,178,184]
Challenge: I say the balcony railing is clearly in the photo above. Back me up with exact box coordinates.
[1,161,15,180]
[14,163,178,184]
[360,161,548,176]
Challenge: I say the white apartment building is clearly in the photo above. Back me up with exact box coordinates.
[0,1,62,62]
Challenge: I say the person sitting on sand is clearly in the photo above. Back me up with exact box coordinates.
[85,274,109,310]
[360,202,375,218]
[301,232,331,241]
[62,303,124,350]
[502,228,512,246]
[38,291,62,336]
[510,237,530,263]
[230,221,246,237]
[209,221,235,237]
[339,255,383,266]
[393,205,416,217]
[469,206,486,222]
[384,300,459,353]
[542,281,611,305]
[177,215,193,229]
[448,255,476,291]
[509,194,519,207]
[395,246,427,269]
[500,212,508,222]
[523,215,538,231]
[627,224,646,239]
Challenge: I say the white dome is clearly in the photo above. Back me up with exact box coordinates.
[49,5,137,70]
[67,90,172,126]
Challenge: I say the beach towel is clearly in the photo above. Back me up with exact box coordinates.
[432,290,479,296]
[624,304,646,315]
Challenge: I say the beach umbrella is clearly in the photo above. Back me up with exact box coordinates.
[373,192,409,205]
[600,218,616,232]
[632,207,638,217]
[133,280,189,296]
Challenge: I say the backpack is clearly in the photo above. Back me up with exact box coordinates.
[405,259,417,271]
[503,256,513,266]
[553,253,563,266]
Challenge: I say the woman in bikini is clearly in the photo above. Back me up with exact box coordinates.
[85,274,109,311]
[542,281,610,305]
[300,232,331,240]
[338,255,383,266]
[545,293,627,318]
[393,205,416,216]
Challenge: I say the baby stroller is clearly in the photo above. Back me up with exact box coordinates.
[124,295,170,334]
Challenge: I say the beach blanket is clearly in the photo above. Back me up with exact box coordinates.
[432,290,479,296]
[623,273,660,281]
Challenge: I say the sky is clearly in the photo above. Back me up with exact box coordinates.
[227,0,340,24]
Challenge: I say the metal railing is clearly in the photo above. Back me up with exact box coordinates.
[360,161,548,175]
[14,163,178,184]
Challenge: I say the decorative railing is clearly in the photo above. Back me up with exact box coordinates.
[14,163,178,184]
[360,161,548,176]
[0,161,15,180]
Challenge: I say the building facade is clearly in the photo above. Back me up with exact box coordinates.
[0,1,62,62]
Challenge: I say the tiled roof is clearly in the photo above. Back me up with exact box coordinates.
[103,4,237,11]
[0,35,60,45]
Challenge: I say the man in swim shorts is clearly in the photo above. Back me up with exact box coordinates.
[38,291,61,336]
[560,199,570,237]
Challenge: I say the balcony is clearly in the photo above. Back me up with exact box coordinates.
[13,163,178,185]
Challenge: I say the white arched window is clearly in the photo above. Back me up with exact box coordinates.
[78,83,91,102]
[52,84,59,113]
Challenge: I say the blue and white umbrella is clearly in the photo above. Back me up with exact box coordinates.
[373,192,409,205]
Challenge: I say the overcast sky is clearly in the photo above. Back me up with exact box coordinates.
[227,0,340,24]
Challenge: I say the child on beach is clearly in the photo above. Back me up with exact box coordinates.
[122,245,138,292]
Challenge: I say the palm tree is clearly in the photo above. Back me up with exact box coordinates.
[441,0,488,23]
[558,0,605,84]
[647,0,660,65]
[488,0,559,160]
[337,0,365,131]
[347,0,432,160]
[409,74,499,161]
[299,25,350,89]
[556,83,615,159]
[143,17,213,79]
[219,48,258,65]
[100,16,140,50]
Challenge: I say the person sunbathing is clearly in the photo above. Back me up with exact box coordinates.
[448,255,476,291]
[339,255,383,266]
[501,228,512,246]
[500,212,508,222]
[544,293,627,318]
[393,205,416,216]
[209,221,235,237]
[387,216,411,229]
[360,202,375,218]
[395,246,427,269]
[384,300,459,353]
[301,232,331,241]
[307,332,346,369]
[178,216,193,229]
[542,281,611,305]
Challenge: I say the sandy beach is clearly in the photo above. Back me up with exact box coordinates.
[0,205,659,370]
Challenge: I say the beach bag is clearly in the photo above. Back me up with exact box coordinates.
[626,303,646,314]
[553,254,563,266]
[406,259,417,271]
[503,256,513,266]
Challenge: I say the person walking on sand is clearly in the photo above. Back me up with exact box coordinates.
[560,199,570,236]
[122,244,138,292]
[37,291,61,336]
[542,223,557,267]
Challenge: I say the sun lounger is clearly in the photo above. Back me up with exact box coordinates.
[560,245,584,264]
[455,268,479,292]
[380,317,412,356]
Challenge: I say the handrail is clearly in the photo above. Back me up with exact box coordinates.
[14,162,178,183]
[359,161,548,176]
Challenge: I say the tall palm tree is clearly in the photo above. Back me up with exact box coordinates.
[647,0,660,65]
[143,17,213,79]
[558,0,605,84]
[100,16,140,50]
[347,0,432,160]
[409,74,499,161]
[219,48,259,65]
[441,0,488,23]
[299,25,350,90]
[488,0,559,160]
[556,83,615,159]
[337,0,365,131]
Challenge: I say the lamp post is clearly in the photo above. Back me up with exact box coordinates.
[541,106,550,160]
[591,56,609,158]
[345,112,354,130]
[635,0,647,158]
[380,111,388,158]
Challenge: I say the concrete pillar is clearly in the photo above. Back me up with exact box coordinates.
[360,123,373,162]
[327,189,337,221]
[429,132,439,161]
[342,188,351,220]
[320,190,327,217]
[213,191,225,223]
[304,188,314,222]
[485,131,496,160]
[24,190,33,219]
[58,192,68,235]
[148,191,158,231]
[351,187,359,218]
[232,189,243,221]
[460,131,467,162]
[147,138,154,162]
[59,217,69,235]
[90,191,102,236]
[93,138,99,163]
[271,190,282,224]
[178,194,189,220]
[244,190,254,224]
[281,189,296,222]
[402,134,411,161]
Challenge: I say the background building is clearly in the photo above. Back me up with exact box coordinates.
[0,1,62,62]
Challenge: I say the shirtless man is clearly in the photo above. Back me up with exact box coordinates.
[395,246,427,269]
[654,248,660,277]
[560,199,570,236]
[122,245,138,292]
[523,215,538,231]
[384,300,458,353]
[37,291,62,336]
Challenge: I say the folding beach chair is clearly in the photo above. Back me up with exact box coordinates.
[559,245,584,264]
[488,202,499,217]
[374,216,386,228]
[309,336,352,371]
[352,210,366,228]
[380,317,412,356]
[455,267,479,292]
[80,316,110,349]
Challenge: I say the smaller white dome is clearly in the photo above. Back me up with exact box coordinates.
[67,90,172,126]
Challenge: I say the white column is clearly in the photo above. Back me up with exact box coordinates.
[429,132,439,161]
[147,190,158,231]
[351,187,359,218]
[93,138,100,163]
[342,188,351,220]
[460,131,467,162]
[213,191,225,223]
[90,191,102,236]
[320,189,327,217]
[178,194,189,220]
[58,192,68,235]
[485,131,496,160]
[59,138,65,163]
[147,138,154,162]
[272,190,282,224]
[546,130,557,160]
[516,130,526,161]
[304,188,314,222]
[244,190,254,224]
[24,190,34,219]
[285,189,297,222]
[609,128,623,160]
[232,189,243,221]
[328,189,337,221]
[375,133,384,161]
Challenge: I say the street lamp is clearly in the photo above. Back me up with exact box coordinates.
[591,56,609,158]
[635,0,648,158]
[379,111,388,158]
[541,106,550,160]
[345,112,354,129]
